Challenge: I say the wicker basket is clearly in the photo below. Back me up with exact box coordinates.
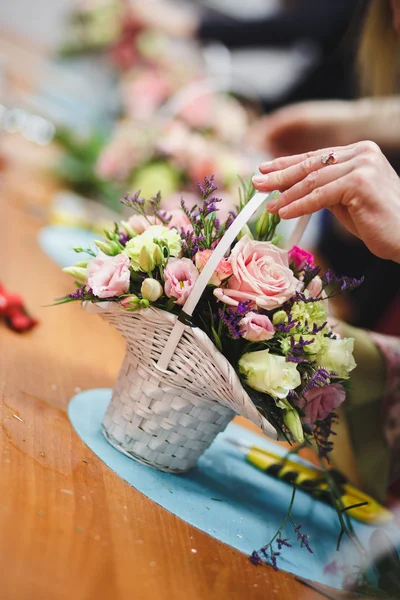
[84,191,278,473]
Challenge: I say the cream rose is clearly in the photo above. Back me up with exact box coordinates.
[316,337,356,378]
[214,236,298,310]
[238,349,301,399]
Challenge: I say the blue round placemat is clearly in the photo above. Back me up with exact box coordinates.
[68,388,399,590]
[39,225,98,268]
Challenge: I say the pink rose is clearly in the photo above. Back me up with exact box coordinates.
[195,249,233,286]
[164,258,199,306]
[214,236,298,310]
[297,384,346,424]
[306,275,324,298]
[87,253,130,299]
[288,246,315,270]
[239,312,275,342]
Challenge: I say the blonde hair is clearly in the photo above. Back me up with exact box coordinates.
[358,0,400,96]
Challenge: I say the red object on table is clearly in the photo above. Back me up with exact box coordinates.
[0,284,38,332]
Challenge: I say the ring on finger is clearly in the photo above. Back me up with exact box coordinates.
[321,151,338,166]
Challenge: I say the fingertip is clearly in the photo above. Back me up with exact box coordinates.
[259,161,273,174]
[252,176,270,191]
[278,207,289,219]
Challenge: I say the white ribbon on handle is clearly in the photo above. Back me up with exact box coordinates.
[156,191,272,371]
[285,214,312,249]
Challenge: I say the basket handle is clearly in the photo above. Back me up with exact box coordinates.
[156,191,273,371]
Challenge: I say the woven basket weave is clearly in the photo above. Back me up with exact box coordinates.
[84,191,279,473]
[85,302,276,473]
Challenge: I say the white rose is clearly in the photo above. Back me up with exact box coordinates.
[316,337,356,378]
[239,349,301,400]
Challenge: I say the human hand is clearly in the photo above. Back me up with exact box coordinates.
[252,141,400,262]
[131,0,198,37]
[252,100,366,157]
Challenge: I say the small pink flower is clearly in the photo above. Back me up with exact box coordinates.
[127,214,157,234]
[306,275,323,298]
[195,249,233,286]
[167,209,192,232]
[214,236,298,310]
[288,246,315,270]
[87,253,130,299]
[297,384,346,424]
[164,258,199,306]
[239,312,275,342]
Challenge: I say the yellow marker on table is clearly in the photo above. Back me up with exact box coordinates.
[228,439,393,526]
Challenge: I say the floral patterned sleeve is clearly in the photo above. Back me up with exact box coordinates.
[369,332,400,493]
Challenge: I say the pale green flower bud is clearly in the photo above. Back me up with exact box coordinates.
[237,224,254,241]
[109,241,123,254]
[153,244,164,266]
[283,409,304,443]
[141,278,163,302]
[62,266,87,283]
[73,260,90,268]
[94,240,116,256]
[273,310,288,325]
[104,228,116,241]
[139,246,156,272]
[280,338,291,355]
[256,210,270,239]
[120,221,137,239]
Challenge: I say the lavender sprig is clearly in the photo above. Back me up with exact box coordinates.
[218,302,251,339]
[250,486,312,571]
[313,412,339,461]
[303,367,332,395]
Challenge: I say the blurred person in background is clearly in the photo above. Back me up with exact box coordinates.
[133,0,362,110]
[252,0,400,505]
[255,0,400,335]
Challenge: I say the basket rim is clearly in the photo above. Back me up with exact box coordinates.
[83,301,277,439]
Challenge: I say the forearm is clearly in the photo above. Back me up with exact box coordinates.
[353,97,400,151]
[339,322,387,405]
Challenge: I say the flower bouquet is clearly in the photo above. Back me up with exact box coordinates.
[60,176,361,472]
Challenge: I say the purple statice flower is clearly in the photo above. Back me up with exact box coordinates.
[294,524,313,554]
[68,286,93,300]
[313,412,339,462]
[121,190,145,209]
[321,270,364,293]
[180,229,206,257]
[118,232,129,246]
[311,321,328,335]
[259,547,280,571]
[302,263,321,287]
[276,538,292,550]
[219,302,251,339]
[303,367,332,394]
[273,313,297,333]
[197,174,218,198]
[154,209,172,227]
[249,551,263,566]
[286,335,314,363]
